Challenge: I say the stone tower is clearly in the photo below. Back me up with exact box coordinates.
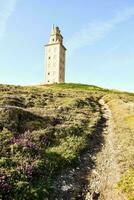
[45,25,66,84]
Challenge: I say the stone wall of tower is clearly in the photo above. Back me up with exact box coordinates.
[45,26,66,84]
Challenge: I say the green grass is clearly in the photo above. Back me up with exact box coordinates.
[51,83,104,90]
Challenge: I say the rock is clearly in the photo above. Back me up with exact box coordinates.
[61,184,73,191]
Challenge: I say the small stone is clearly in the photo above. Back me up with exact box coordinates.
[61,184,73,191]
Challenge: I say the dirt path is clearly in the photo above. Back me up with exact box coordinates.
[52,99,126,200]
[85,99,125,200]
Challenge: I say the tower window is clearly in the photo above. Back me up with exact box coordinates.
[53,38,54,41]
[48,57,51,59]
[48,72,50,75]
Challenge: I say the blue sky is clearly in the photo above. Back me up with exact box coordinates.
[0,0,134,91]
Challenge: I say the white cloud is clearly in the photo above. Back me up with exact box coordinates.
[0,0,18,39]
[67,7,134,54]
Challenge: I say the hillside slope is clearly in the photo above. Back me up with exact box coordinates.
[0,83,134,200]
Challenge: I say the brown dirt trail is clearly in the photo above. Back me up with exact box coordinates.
[52,99,126,200]
[85,99,126,200]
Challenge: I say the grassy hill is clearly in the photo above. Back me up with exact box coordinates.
[0,83,134,200]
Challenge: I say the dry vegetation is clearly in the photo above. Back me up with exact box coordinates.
[0,83,134,200]
[104,94,134,200]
